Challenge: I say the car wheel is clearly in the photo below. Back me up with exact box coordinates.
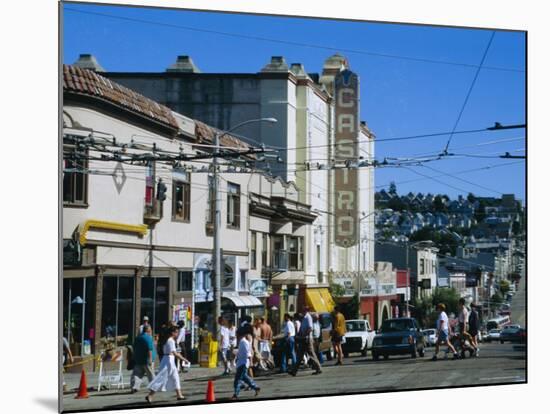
[361,346,368,357]
[372,352,379,361]
[500,340,504,344]
[383,354,389,360]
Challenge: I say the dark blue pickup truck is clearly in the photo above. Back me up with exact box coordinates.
[371,317,426,360]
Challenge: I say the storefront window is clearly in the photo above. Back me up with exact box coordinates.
[101,276,135,345]
[63,277,96,356]
[141,277,170,335]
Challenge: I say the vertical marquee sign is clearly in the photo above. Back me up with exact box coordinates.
[334,69,359,247]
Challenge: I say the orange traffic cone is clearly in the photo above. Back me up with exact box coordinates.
[205,379,215,402]
[75,369,89,399]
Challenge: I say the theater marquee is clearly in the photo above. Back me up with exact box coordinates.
[334,69,359,247]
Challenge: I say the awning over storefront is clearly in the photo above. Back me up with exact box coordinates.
[305,288,335,314]
[222,292,263,308]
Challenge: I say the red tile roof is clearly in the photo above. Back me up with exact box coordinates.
[63,64,178,131]
[194,120,251,151]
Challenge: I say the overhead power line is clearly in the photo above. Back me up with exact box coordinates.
[442,31,496,154]
[64,7,525,74]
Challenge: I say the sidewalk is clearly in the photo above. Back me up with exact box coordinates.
[63,365,223,393]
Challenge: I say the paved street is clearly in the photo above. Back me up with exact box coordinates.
[62,341,526,412]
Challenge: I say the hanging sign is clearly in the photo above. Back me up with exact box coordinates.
[334,69,359,247]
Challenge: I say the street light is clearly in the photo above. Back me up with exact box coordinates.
[212,117,277,337]
[356,210,377,318]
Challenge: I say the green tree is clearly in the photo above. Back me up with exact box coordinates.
[433,195,447,213]
[389,181,397,195]
[329,282,345,298]
[499,280,511,296]
[490,292,503,312]
[467,192,476,204]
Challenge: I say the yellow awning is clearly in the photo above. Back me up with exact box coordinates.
[305,288,335,314]
[79,220,148,246]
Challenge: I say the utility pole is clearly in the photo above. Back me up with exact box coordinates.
[211,118,277,337]
[356,210,376,318]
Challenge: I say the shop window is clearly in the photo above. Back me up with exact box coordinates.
[227,182,240,229]
[63,142,88,206]
[177,271,193,292]
[172,170,191,222]
[141,277,169,334]
[101,276,135,344]
[63,277,96,356]
[250,232,257,269]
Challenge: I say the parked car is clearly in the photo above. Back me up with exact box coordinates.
[271,312,334,367]
[483,329,501,342]
[422,329,437,346]
[342,319,376,357]
[500,327,526,344]
[371,318,426,360]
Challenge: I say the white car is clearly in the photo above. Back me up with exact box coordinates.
[342,319,376,357]
[422,329,437,346]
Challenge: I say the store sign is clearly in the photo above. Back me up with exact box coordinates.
[334,69,359,247]
[249,280,268,297]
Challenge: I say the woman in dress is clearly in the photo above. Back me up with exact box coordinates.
[146,325,189,403]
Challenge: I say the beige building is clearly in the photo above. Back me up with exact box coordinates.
[62,64,316,364]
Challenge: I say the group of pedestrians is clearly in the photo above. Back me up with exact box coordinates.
[130,317,191,403]
[278,305,348,376]
[431,299,480,361]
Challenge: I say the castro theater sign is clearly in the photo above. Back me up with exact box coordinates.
[334,69,359,247]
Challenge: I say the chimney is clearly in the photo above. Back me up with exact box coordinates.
[289,63,311,80]
[166,55,202,73]
[261,56,289,73]
[73,54,105,72]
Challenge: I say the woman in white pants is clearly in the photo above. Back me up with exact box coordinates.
[146,325,188,403]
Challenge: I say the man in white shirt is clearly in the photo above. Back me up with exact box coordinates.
[290,306,322,376]
[457,298,477,358]
[231,325,261,400]
[432,303,458,360]
[139,316,150,335]
[280,313,297,373]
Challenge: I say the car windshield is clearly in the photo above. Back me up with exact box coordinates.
[380,319,414,332]
[346,321,366,332]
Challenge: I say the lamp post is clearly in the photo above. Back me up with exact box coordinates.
[356,210,377,318]
[211,117,277,337]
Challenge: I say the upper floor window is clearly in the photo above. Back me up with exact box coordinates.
[250,232,257,270]
[172,169,191,222]
[261,233,268,269]
[288,237,304,271]
[420,258,425,275]
[227,182,240,229]
[63,142,88,206]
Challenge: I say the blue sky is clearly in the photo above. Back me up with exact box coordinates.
[62,2,526,201]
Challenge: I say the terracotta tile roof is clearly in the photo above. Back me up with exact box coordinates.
[63,64,178,131]
[194,120,251,151]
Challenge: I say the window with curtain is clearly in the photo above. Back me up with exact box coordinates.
[227,182,240,229]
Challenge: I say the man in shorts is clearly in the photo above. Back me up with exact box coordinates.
[331,305,347,366]
[432,303,459,360]
[467,301,480,357]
